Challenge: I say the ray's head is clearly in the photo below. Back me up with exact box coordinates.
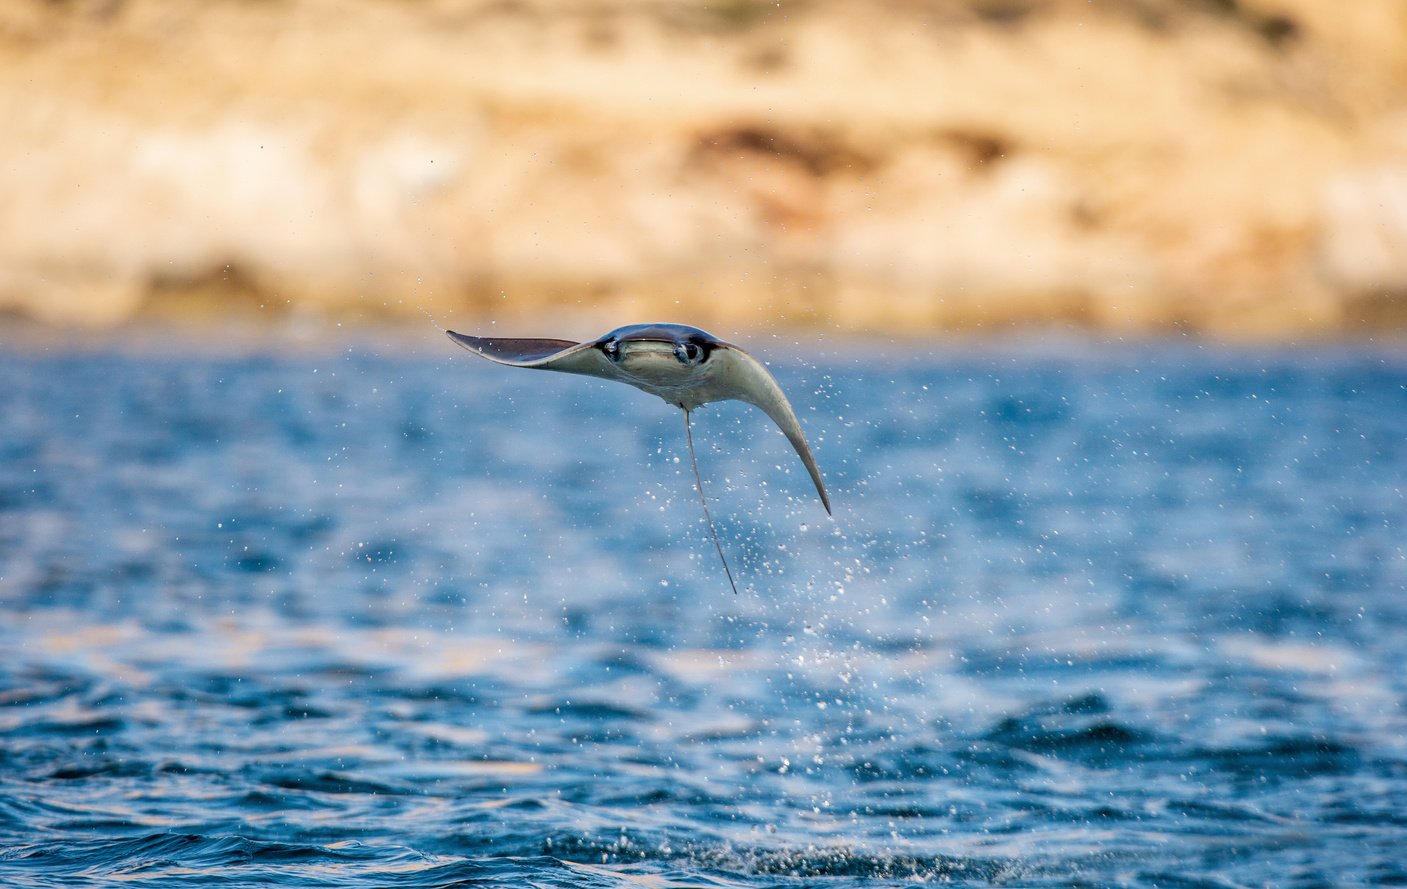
[597,323,721,373]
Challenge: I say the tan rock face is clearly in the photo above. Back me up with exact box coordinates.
[1,0,1405,337]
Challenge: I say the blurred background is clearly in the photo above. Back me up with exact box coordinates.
[3,0,1407,339]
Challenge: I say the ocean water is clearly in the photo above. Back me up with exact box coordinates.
[1,330,1405,887]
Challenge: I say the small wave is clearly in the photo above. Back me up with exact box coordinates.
[1193,735,1361,780]
[257,770,409,797]
[982,693,1156,760]
[549,834,1016,883]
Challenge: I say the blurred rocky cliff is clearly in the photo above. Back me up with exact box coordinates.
[3,0,1406,337]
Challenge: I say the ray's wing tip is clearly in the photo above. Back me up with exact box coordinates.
[446,330,492,357]
[721,344,834,518]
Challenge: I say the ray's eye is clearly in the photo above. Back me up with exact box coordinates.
[602,340,621,362]
[675,342,704,365]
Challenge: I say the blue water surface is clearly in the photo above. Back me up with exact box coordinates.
[1,328,1405,887]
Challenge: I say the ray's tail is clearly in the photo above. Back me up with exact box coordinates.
[683,410,738,595]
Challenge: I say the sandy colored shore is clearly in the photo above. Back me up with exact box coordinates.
[2,0,1406,338]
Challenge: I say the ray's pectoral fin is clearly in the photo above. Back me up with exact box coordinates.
[446,331,615,379]
[713,346,833,516]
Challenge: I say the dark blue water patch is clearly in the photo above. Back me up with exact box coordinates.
[1,832,489,887]
[847,743,963,784]
[982,694,1157,763]
[255,769,410,797]
[8,714,127,739]
[1193,735,1362,782]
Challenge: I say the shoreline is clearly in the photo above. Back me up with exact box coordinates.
[3,309,1403,362]
[3,1,1406,342]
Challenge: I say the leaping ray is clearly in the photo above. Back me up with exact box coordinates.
[447,323,832,592]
